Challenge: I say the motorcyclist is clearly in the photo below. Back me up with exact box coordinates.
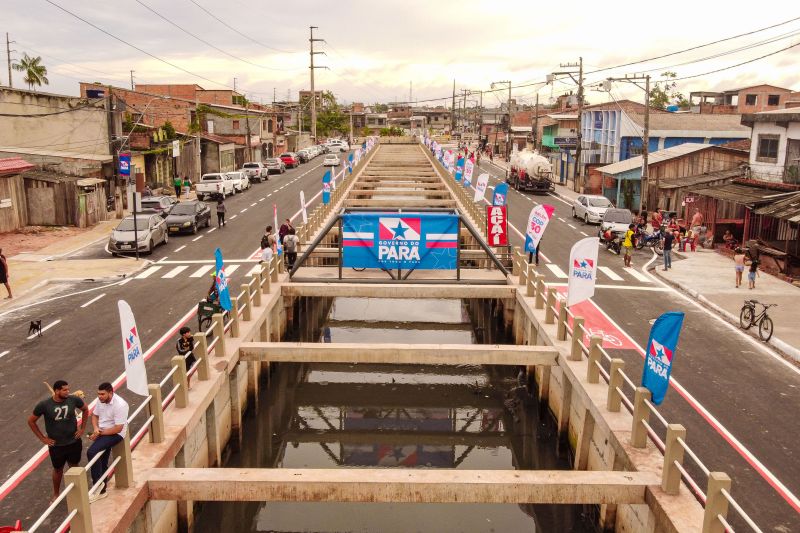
[207,275,219,304]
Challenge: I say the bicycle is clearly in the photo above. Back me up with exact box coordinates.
[739,299,776,342]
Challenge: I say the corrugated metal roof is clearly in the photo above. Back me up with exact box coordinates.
[691,183,796,207]
[753,192,800,222]
[0,157,34,176]
[658,168,742,189]
[597,144,714,175]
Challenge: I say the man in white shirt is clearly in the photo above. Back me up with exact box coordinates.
[86,382,129,502]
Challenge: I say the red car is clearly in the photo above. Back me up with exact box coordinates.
[279,152,300,169]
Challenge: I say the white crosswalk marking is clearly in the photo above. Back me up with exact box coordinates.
[246,265,262,276]
[598,266,623,281]
[545,264,568,279]
[623,267,652,283]
[225,264,240,275]
[136,266,162,279]
[162,265,189,278]
[189,265,214,278]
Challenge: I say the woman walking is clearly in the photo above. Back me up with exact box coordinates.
[0,248,11,299]
[733,248,746,288]
[216,197,226,228]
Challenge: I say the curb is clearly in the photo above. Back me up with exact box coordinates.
[651,267,800,365]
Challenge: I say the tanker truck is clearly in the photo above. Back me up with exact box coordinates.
[507,150,555,194]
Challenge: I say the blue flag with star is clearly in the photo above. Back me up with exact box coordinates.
[214,248,232,312]
[641,312,684,405]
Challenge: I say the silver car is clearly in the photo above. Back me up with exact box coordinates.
[109,213,168,255]
[572,194,613,224]
[264,158,286,174]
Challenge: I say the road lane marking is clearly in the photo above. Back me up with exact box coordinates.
[580,231,588,236]
[547,192,572,206]
[225,264,240,275]
[136,266,163,279]
[251,202,257,207]
[267,193,272,197]
[192,235,204,241]
[157,256,169,263]
[545,264,568,278]
[27,319,61,339]
[162,265,189,279]
[623,267,651,283]
[568,224,577,229]
[0,350,9,359]
[598,266,623,281]
[557,217,566,222]
[241,208,248,213]
[246,264,262,276]
[174,245,186,252]
[207,228,216,233]
[259,197,265,201]
[230,215,238,220]
[189,265,214,277]
[80,293,106,308]
[118,278,131,286]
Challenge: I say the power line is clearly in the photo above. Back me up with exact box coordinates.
[186,0,294,54]
[670,41,800,81]
[0,101,104,117]
[133,0,301,72]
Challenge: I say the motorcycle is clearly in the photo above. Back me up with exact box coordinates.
[635,228,664,255]
[599,228,622,255]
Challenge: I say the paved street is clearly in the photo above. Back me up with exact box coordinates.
[0,157,342,523]
[475,159,800,531]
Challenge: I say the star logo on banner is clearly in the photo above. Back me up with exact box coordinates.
[391,221,408,239]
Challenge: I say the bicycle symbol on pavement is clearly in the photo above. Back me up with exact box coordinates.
[584,327,623,347]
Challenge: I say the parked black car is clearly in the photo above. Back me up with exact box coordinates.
[165,200,211,234]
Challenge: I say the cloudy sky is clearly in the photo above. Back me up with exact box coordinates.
[3,0,800,107]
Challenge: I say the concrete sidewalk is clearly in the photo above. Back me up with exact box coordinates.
[654,247,800,362]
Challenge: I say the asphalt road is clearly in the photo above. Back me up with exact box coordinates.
[475,159,800,531]
[0,156,343,524]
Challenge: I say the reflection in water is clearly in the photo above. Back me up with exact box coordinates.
[194,298,594,532]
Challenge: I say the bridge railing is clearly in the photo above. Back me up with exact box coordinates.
[512,249,763,533]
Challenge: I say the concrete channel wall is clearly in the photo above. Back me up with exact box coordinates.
[60,142,735,533]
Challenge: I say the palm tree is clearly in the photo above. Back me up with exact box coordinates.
[12,53,49,91]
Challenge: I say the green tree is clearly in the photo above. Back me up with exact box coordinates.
[373,103,389,113]
[12,53,49,91]
[361,126,371,137]
[649,71,689,110]
[315,91,348,137]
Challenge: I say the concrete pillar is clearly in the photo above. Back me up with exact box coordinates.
[513,301,523,345]
[662,424,686,495]
[535,276,545,309]
[262,263,272,294]
[229,363,244,447]
[631,387,652,448]
[528,319,538,346]
[174,447,193,532]
[230,296,240,338]
[247,360,260,409]
[64,467,93,533]
[573,408,595,471]
[111,434,134,488]
[526,266,536,297]
[192,333,209,381]
[270,255,279,282]
[570,317,585,361]
[212,313,226,357]
[147,384,165,444]
[587,335,602,383]
[556,303,568,341]
[251,272,262,307]
[170,357,188,409]
[556,374,572,436]
[241,284,252,321]
[519,260,528,287]
[606,359,624,412]
[205,399,221,467]
[545,288,557,324]
[703,472,732,533]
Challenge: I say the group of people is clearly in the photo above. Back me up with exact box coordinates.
[28,381,129,503]
[173,175,192,199]
[620,208,707,270]
[734,248,760,289]
[258,219,300,269]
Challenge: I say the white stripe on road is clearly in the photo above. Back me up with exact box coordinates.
[259,197,265,201]
[0,350,9,359]
[241,208,248,213]
[580,231,588,236]
[118,278,132,286]
[545,264,568,279]
[192,235,204,242]
[567,224,576,230]
[136,266,163,279]
[162,265,189,279]
[225,264,240,275]
[598,266,623,281]
[189,265,214,278]
[623,267,651,283]
[267,193,272,197]
[80,293,106,308]
[557,217,566,222]
[246,265,262,276]
[230,215,238,220]
[174,245,186,253]
[27,319,61,340]
[207,228,216,233]
[251,202,257,207]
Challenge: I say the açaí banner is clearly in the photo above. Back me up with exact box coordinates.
[567,237,599,307]
[524,204,554,253]
[118,300,148,396]
[486,205,508,246]
[342,213,459,270]
[642,312,685,405]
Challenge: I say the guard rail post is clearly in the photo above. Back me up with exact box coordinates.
[526,265,536,297]
[212,313,226,356]
[241,284,252,321]
[193,333,210,381]
[535,275,546,309]
[556,302,568,341]
[270,255,279,282]
[631,387,652,448]
[147,384,165,443]
[64,467,93,533]
[702,472,732,533]
[570,317,585,360]
[261,263,271,294]
[607,359,624,412]
[587,335,602,383]
[251,273,262,307]
[171,356,189,408]
[111,434,134,488]
[512,250,520,276]
[229,296,240,338]
[519,260,528,288]
[545,288,557,324]
[662,424,687,495]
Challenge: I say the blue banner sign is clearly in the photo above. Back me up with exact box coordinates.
[322,170,331,204]
[641,312,684,405]
[342,213,459,270]
[214,248,232,312]
[119,152,131,176]
[492,182,509,206]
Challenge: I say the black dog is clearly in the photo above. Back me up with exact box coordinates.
[28,320,42,337]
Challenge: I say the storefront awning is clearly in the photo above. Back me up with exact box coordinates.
[753,192,800,223]
[691,183,796,208]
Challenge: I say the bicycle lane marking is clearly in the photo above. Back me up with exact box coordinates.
[567,284,800,514]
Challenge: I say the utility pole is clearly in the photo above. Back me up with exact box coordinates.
[6,33,14,88]
[244,95,253,161]
[533,92,540,151]
[552,58,584,191]
[130,70,135,91]
[491,81,511,159]
[273,87,276,105]
[233,77,237,93]
[451,79,456,135]
[603,74,651,212]
[309,26,326,143]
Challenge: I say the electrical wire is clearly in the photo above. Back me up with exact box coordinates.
[186,0,294,54]
[0,101,105,117]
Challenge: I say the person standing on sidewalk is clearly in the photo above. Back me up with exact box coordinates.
[28,380,88,500]
[0,247,11,299]
[734,248,746,288]
[173,175,182,198]
[663,230,675,271]
[86,382,129,503]
[748,257,760,289]
[216,197,226,228]
[182,176,191,200]
[622,224,634,268]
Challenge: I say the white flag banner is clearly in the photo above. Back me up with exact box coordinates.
[172,140,180,158]
[567,237,600,307]
[118,300,148,396]
[463,159,475,187]
[300,190,308,224]
[473,173,490,202]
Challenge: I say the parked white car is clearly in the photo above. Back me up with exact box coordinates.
[572,194,613,224]
[196,173,236,200]
[323,154,340,166]
[241,162,268,183]
[599,208,634,235]
[325,139,349,152]
[227,171,250,192]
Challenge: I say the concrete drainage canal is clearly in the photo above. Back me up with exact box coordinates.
[194,296,596,532]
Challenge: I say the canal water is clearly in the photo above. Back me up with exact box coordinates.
[194,297,595,532]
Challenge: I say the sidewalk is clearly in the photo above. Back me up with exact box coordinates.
[0,218,148,312]
[654,247,800,363]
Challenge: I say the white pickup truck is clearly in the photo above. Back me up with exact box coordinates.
[196,173,236,200]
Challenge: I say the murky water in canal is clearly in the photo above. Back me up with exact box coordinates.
[194,298,595,532]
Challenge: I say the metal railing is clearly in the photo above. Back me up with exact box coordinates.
[512,249,763,532]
